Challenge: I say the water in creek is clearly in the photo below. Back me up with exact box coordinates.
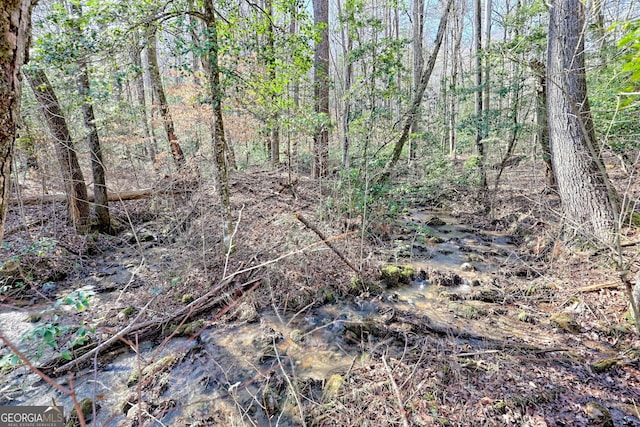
[0,209,526,425]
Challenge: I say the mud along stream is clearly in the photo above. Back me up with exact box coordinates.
[0,209,581,425]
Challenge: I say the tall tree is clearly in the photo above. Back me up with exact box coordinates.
[201,0,234,252]
[378,0,453,182]
[25,67,90,234]
[0,0,36,242]
[474,0,487,189]
[147,23,186,169]
[313,0,329,178]
[265,0,280,167]
[409,0,424,162]
[547,0,617,244]
[70,2,110,233]
[337,0,353,168]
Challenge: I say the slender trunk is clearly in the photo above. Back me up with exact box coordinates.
[25,67,90,234]
[474,0,487,189]
[0,0,36,242]
[147,24,185,169]
[337,0,352,168]
[266,0,279,167]
[313,0,330,178]
[203,0,234,252]
[448,2,464,156]
[132,36,157,163]
[378,0,453,182]
[409,0,425,162]
[530,59,554,188]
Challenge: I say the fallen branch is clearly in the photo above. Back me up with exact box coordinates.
[295,212,359,274]
[10,189,153,206]
[54,275,241,375]
[575,281,620,293]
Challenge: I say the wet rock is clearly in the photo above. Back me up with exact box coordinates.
[66,397,97,426]
[127,355,177,387]
[42,282,58,295]
[430,270,463,287]
[323,374,344,400]
[584,401,614,426]
[460,262,476,272]
[380,265,415,288]
[233,301,258,323]
[550,312,581,333]
[590,358,618,373]
[469,288,503,303]
[117,306,135,321]
[171,319,205,337]
[425,217,446,226]
[448,302,487,319]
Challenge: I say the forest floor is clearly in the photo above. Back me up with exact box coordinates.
[0,158,639,426]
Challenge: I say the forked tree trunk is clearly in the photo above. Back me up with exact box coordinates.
[547,0,617,244]
[71,3,110,233]
[25,67,90,234]
[0,0,36,242]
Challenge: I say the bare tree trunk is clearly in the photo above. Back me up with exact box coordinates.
[0,0,36,242]
[547,0,617,244]
[71,3,110,233]
[146,24,186,169]
[202,0,234,252]
[474,0,487,189]
[25,67,90,234]
[409,0,425,162]
[448,1,464,156]
[530,59,555,188]
[337,0,353,168]
[265,0,280,167]
[132,35,157,163]
[313,0,330,178]
[377,0,453,183]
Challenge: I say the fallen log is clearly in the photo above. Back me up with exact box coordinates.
[9,189,153,206]
[49,276,261,377]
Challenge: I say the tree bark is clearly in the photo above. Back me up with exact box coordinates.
[0,0,36,242]
[265,0,280,167]
[547,0,617,244]
[337,0,352,168]
[409,0,424,162]
[474,0,487,189]
[146,24,186,169]
[377,0,453,183]
[131,33,157,163]
[313,0,330,178]
[24,67,90,234]
[202,0,234,252]
[530,59,555,188]
[71,3,110,233]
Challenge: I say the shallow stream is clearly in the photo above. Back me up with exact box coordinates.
[1,209,532,425]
